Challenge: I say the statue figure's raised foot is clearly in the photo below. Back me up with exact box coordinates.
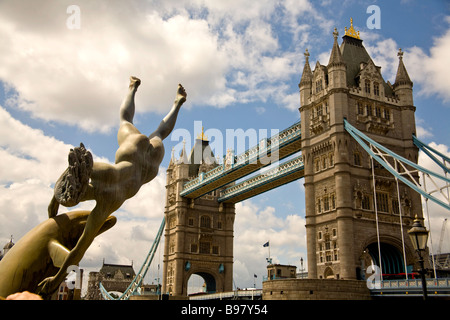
[129,76,141,90]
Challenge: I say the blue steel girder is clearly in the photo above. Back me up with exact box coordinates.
[180,121,301,199]
[218,154,305,203]
[344,119,450,212]
[413,135,450,175]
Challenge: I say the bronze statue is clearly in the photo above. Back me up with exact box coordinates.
[0,211,116,298]
[5,77,186,297]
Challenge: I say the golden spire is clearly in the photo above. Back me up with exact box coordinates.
[197,127,208,141]
[344,18,360,39]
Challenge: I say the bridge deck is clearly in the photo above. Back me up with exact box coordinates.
[218,155,304,203]
[189,289,263,300]
[180,122,301,199]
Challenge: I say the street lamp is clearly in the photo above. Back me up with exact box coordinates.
[408,216,429,300]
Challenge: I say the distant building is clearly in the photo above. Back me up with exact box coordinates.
[51,269,84,301]
[85,261,136,300]
[267,264,297,280]
[0,236,14,261]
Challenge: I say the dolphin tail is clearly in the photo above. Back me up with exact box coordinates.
[52,143,93,209]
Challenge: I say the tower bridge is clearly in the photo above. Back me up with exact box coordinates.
[100,19,450,300]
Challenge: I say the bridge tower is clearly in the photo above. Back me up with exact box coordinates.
[162,133,235,296]
[299,20,424,280]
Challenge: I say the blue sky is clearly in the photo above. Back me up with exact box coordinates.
[1,0,450,294]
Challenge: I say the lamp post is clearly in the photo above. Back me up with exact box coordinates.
[408,216,429,300]
[300,258,304,279]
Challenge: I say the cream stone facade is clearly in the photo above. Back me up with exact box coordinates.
[162,137,235,296]
[299,23,425,281]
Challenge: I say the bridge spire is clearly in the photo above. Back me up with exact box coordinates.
[328,28,344,66]
[299,48,313,107]
[393,48,414,106]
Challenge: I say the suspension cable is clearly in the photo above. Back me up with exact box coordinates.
[423,173,438,279]
[371,156,383,281]
[394,160,409,281]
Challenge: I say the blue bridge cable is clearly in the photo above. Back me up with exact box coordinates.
[99,216,166,300]
[412,135,450,175]
[343,119,450,212]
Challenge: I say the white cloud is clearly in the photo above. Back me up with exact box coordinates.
[364,17,450,103]
[0,0,322,133]
[233,200,306,287]
[0,1,229,132]
[406,24,450,102]
[0,107,70,185]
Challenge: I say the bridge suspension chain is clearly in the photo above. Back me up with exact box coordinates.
[344,119,450,212]
[99,217,165,300]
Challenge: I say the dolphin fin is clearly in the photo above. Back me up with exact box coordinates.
[48,240,70,268]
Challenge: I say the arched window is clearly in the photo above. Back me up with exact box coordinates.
[364,80,371,94]
[200,215,211,228]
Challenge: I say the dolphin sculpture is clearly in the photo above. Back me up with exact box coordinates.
[0,211,116,299]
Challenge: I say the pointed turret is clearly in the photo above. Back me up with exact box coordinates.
[328,28,345,66]
[188,130,217,177]
[299,49,313,107]
[168,147,175,168]
[327,28,346,88]
[300,49,313,86]
[393,48,413,106]
[179,139,189,165]
[394,48,413,87]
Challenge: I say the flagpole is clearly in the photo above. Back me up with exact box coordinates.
[263,241,271,264]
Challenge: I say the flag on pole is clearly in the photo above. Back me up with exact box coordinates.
[263,241,269,247]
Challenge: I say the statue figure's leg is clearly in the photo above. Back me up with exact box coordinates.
[149,84,186,141]
[118,76,141,146]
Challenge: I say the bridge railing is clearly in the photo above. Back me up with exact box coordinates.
[369,278,450,296]
[218,154,304,202]
[181,121,301,196]
[378,278,450,290]
[189,289,263,300]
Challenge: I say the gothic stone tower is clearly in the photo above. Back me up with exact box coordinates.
[299,20,423,280]
[162,134,235,296]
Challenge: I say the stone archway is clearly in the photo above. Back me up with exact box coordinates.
[187,272,217,295]
[324,267,334,279]
[366,242,407,276]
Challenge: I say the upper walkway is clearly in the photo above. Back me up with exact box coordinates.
[218,155,304,203]
[180,121,301,199]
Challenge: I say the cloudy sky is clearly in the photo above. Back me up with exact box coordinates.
[1,0,450,295]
